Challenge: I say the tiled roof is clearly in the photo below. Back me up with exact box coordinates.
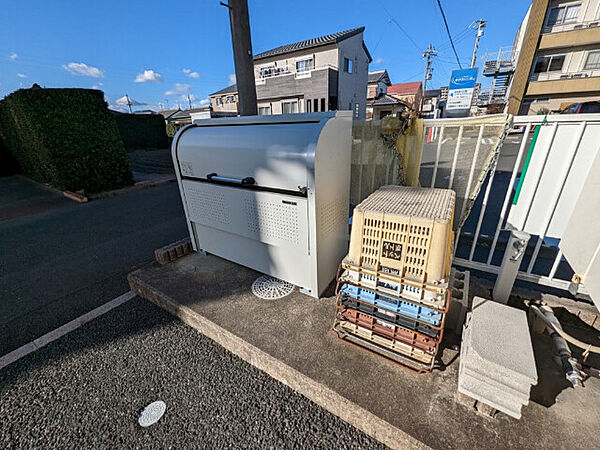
[368,94,409,107]
[209,84,237,97]
[368,70,388,83]
[388,81,422,95]
[253,27,366,60]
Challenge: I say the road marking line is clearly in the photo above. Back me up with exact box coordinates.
[0,290,136,370]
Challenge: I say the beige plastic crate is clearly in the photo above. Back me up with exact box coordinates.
[345,186,455,289]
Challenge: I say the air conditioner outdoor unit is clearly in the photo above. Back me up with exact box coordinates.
[172,111,353,298]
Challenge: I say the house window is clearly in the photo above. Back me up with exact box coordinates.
[584,51,600,70]
[295,59,314,73]
[547,3,581,26]
[306,99,312,112]
[282,101,298,114]
[533,55,565,73]
[216,97,223,106]
[321,98,326,111]
[258,106,271,115]
[343,57,353,73]
[225,95,235,103]
[314,99,319,112]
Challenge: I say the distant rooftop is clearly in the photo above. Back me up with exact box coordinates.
[210,84,237,97]
[368,93,408,107]
[388,81,422,96]
[368,70,391,85]
[253,26,369,61]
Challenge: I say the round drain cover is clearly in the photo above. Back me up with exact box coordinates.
[138,400,166,427]
[251,275,294,300]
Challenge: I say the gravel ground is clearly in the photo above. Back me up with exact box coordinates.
[0,297,386,449]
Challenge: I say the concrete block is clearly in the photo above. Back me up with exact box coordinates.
[445,268,470,334]
[458,296,538,420]
[154,238,193,265]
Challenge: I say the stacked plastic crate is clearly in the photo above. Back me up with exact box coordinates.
[334,186,456,372]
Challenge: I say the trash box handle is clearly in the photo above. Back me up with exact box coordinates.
[206,173,255,185]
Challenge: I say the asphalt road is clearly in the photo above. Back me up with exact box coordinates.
[0,296,384,449]
[0,182,189,356]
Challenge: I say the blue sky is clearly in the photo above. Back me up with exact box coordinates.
[0,0,531,111]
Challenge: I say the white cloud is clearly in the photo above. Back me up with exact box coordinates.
[374,57,384,64]
[17,73,26,78]
[182,68,200,79]
[9,52,18,61]
[62,62,105,78]
[164,83,190,95]
[134,69,163,83]
[228,73,236,85]
[91,84,101,90]
[199,98,210,107]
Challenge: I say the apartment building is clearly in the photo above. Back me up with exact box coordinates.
[508,0,600,114]
[210,27,372,119]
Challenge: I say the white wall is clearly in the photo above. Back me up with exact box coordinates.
[336,32,370,119]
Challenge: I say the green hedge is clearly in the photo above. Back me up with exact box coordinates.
[0,134,18,176]
[0,86,133,193]
[111,111,169,150]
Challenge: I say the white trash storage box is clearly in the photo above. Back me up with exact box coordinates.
[172,112,353,298]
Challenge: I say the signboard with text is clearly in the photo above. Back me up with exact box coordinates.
[447,68,478,111]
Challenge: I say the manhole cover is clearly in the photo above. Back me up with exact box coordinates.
[138,400,166,427]
[251,275,294,300]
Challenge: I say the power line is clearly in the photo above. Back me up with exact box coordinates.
[376,0,422,53]
[435,0,462,69]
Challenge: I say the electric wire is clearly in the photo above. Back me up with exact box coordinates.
[435,0,463,69]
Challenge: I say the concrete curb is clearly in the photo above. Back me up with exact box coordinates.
[89,175,176,200]
[128,272,429,450]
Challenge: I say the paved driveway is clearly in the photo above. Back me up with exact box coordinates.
[0,297,383,449]
[0,182,188,356]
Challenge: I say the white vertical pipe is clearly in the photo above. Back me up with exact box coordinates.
[459,124,485,221]
[448,125,464,189]
[468,156,499,261]
[486,123,532,265]
[431,126,445,188]
[548,249,563,280]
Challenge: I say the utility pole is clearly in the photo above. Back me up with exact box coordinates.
[221,0,257,116]
[420,44,437,115]
[470,19,486,68]
[125,94,133,114]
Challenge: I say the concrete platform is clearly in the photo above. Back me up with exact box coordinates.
[128,252,600,450]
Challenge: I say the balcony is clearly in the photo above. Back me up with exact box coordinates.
[539,19,600,50]
[529,69,600,82]
[542,18,600,34]
[527,69,600,96]
[255,64,337,85]
[482,47,518,75]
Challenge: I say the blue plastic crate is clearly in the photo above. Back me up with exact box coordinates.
[340,283,442,326]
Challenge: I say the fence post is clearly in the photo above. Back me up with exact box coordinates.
[493,230,530,304]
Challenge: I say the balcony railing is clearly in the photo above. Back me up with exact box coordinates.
[542,18,600,34]
[255,64,337,84]
[482,46,518,74]
[529,69,600,82]
[476,88,508,106]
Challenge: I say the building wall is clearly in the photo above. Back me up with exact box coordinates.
[510,0,600,114]
[336,32,370,119]
[508,0,550,114]
[211,94,238,112]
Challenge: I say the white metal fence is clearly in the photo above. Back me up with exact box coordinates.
[424,113,600,296]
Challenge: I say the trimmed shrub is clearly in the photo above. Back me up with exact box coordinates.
[0,86,133,193]
[111,111,169,150]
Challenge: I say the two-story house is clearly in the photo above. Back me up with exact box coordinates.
[508,0,600,114]
[210,27,372,119]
